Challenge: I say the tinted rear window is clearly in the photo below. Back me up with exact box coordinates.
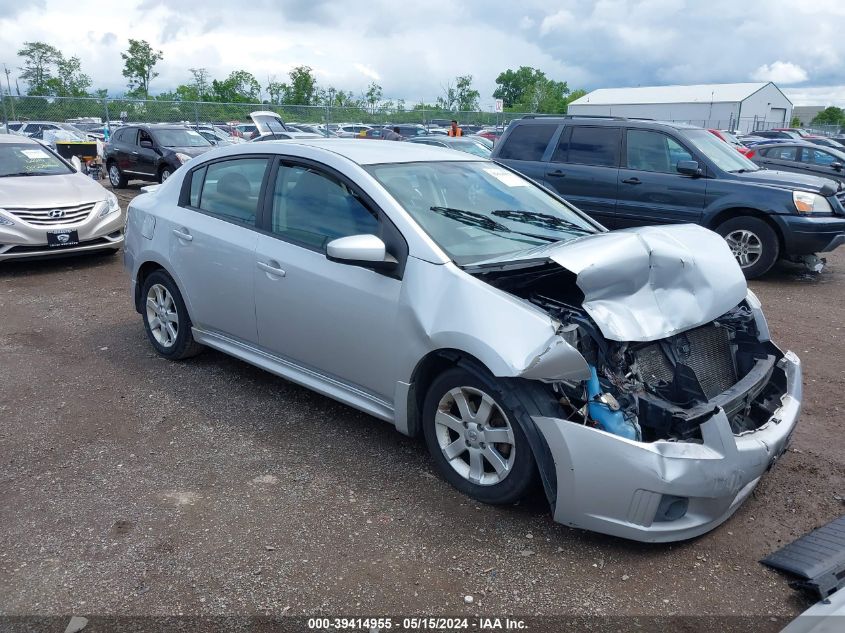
[497,124,557,161]
[562,126,621,167]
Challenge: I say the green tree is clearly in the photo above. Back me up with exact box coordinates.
[280,66,318,105]
[494,66,579,113]
[493,66,544,108]
[17,41,62,95]
[812,107,845,126]
[210,70,261,103]
[121,39,163,99]
[364,82,383,114]
[46,56,91,97]
[266,77,285,104]
[455,75,480,111]
[790,115,801,127]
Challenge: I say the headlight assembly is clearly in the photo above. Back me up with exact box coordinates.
[793,191,832,214]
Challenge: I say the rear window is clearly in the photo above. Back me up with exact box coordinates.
[560,126,621,167]
[497,124,557,161]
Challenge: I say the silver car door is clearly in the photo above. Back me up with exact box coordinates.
[168,156,271,343]
[254,160,403,400]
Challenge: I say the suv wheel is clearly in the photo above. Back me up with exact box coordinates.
[108,163,128,188]
[159,166,174,183]
[716,216,779,278]
[422,366,537,505]
[141,270,203,360]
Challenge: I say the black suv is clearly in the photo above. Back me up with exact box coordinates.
[492,116,845,277]
[104,124,213,188]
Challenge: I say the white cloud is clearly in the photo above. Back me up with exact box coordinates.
[353,63,381,82]
[539,9,574,35]
[519,16,535,30]
[752,61,809,85]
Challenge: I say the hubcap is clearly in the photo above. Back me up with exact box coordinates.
[145,284,179,348]
[109,165,120,185]
[725,229,763,268]
[435,386,515,486]
[161,170,171,181]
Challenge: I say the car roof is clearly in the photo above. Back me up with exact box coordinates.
[219,138,481,165]
[0,133,39,144]
[510,115,700,131]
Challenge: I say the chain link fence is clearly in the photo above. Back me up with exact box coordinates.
[0,95,529,133]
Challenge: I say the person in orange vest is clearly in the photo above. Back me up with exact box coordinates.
[448,120,463,136]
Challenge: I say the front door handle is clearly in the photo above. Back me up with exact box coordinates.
[547,170,566,178]
[172,229,193,241]
[257,261,286,277]
[621,177,642,185]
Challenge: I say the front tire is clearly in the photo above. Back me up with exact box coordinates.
[141,270,203,360]
[715,216,779,279]
[422,366,537,505]
[159,166,174,183]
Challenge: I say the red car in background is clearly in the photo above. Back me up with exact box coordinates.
[708,129,754,157]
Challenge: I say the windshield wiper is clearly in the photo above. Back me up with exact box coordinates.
[0,172,41,177]
[491,209,592,234]
[429,206,559,242]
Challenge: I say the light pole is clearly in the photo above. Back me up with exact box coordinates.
[2,64,15,121]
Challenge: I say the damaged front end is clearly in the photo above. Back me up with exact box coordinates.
[470,225,801,542]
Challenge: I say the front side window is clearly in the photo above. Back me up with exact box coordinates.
[270,164,379,250]
[564,126,621,167]
[0,143,73,177]
[195,158,269,224]
[152,128,211,148]
[804,148,837,166]
[497,124,557,161]
[626,130,693,173]
[366,161,596,265]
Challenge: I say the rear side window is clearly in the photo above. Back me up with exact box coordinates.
[497,124,557,161]
[562,126,621,167]
[195,158,269,225]
[764,146,798,161]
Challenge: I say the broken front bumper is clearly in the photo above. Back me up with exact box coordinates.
[532,351,801,543]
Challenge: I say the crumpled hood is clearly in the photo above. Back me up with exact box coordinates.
[0,172,108,208]
[548,224,747,342]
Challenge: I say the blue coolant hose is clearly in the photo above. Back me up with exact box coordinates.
[586,366,640,441]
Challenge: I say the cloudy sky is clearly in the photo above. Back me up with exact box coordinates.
[1,0,843,106]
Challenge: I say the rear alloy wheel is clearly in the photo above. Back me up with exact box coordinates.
[141,270,203,360]
[108,163,127,188]
[423,366,537,505]
[716,216,779,278]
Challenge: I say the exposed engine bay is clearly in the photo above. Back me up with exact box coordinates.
[474,262,789,443]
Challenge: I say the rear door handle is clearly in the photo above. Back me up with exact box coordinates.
[547,170,566,178]
[257,261,286,277]
[621,177,642,185]
[172,229,193,241]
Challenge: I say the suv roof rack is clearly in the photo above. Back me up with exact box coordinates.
[520,114,654,121]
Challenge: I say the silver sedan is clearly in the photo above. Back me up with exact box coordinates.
[123,139,800,542]
[0,134,125,261]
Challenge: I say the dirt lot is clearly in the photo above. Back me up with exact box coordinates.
[1,184,843,623]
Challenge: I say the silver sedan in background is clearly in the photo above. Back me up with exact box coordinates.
[0,134,125,261]
[123,139,800,542]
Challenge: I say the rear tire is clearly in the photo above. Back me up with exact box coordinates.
[140,270,203,360]
[422,366,538,505]
[159,166,174,183]
[715,216,779,279]
[108,163,128,188]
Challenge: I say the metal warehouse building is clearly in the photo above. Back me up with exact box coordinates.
[567,82,792,133]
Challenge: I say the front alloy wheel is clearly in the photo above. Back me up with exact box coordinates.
[422,366,537,505]
[724,229,763,268]
[435,386,516,486]
[140,270,203,360]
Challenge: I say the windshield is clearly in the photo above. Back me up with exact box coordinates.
[152,128,211,148]
[685,129,759,172]
[365,161,596,265]
[0,142,73,177]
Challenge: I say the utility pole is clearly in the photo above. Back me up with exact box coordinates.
[3,64,15,120]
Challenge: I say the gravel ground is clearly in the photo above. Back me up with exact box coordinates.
[1,183,843,621]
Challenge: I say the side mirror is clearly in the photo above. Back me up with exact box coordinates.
[70,156,83,172]
[326,234,397,270]
[831,162,843,171]
[677,160,702,177]
[139,140,154,149]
